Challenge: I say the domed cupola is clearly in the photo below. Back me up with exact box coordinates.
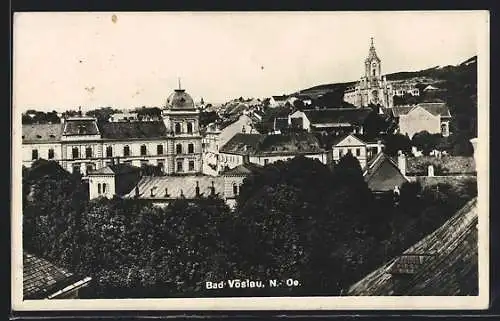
[165,80,196,110]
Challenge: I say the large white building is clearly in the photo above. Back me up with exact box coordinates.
[22,86,203,176]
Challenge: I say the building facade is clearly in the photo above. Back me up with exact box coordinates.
[22,87,203,176]
[391,103,452,138]
[343,38,394,108]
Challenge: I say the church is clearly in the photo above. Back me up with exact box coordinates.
[22,85,203,176]
[343,38,394,109]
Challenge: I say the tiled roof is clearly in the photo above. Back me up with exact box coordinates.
[221,163,262,177]
[363,152,408,192]
[99,121,168,140]
[219,133,266,155]
[22,124,62,143]
[348,197,478,296]
[406,156,476,176]
[124,175,225,199]
[303,108,372,126]
[391,103,451,118]
[23,252,85,299]
[62,118,99,136]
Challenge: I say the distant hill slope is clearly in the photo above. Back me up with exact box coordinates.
[295,56,478,137]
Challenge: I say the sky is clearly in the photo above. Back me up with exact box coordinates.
[13,11,487,112]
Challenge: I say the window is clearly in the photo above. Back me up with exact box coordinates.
[233,183,238,196]
[339,149,343,158]
[72,147,79,159]
[48,149,54,159]
[356,148,361,157]
[188,160,195,171]
[264,159,269,165]
[102,183,107,193]
[98,183,101,194]
[31,149,38,160]
[86,164,94,173]
[157,144,163,155]
[175,123,181,134]
[187,122,193,134]
[157,160,164,172]
[176,160,183,172]
[441,123,449,136]
[106,146,113,158]
[140,160,148,168]
[85,147,92,158]
[72,164,80,174]
[140,145,147,156]
[123,145,130,157]
[176,144,182,154]
[188,143,194,154]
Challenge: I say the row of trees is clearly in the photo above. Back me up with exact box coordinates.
[23,155,477,298]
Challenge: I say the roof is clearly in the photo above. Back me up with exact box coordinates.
[348,197,478,296]
[391,103,451,118]
[99,121,168,140]
[166,89,196,110]
[219,133,265,155]
[406,156,476,176]
[22,124,62,143]
[363,152,408,192]
[221,163,262,176]
[303,108,372,126]
[220,132,324,156]
[88,163,141,176]
[124,175,225,199]
[365,39,381,62]
[273,117,289,131]
[23,252,89,299]
[62,118,99,136]
[272,95,288,101]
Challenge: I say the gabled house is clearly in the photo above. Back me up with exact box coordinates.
[391,102,452,138]
[269,95,289,108]
[331,134,384,169]
[362,152,409,194]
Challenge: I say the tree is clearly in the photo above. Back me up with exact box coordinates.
[382,133,412,156]
[411,131,443,154]
[363,108,391,139]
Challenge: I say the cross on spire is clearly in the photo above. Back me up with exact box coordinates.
[178,77,182,90]
[371,37,374,47]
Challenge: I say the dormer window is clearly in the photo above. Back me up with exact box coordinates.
[78,125,85,135]
[36,135,42,139]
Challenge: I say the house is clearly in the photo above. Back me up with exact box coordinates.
[362,152,409,194]
[331,134,384,169]
[108,112,139,122]
[269,95,288,108]
[390,102,452,138]
[391,84,420,97]
[87,163,142,199]
[23,252,92,299]
[22,86,203,176]
[122,163,260,209]
[289,108,372,135]
[218,132,329,171]
[348,197,478,296]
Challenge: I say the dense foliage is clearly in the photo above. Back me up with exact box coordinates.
[23,156,476,298]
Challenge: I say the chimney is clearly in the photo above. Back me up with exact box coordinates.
[427,164,434,177]
[377,140,383,154]
[470,137,478,172]
[397,150,406,176]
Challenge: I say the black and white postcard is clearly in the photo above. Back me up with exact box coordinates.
[11,11,490,311]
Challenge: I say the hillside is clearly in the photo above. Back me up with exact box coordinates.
[296,56,478,137]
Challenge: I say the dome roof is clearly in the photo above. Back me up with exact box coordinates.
[165,89,195,110]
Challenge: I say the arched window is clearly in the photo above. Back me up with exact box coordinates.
[31,149,38,160]
[187,122,193,134]
[106,146,113,158]
[98,183,101,194]
[102,183,107,193]
[157,144,163,155]
[140,145,147,156]
[175,123,181,134]
[123,145,130,156]
[72,147,79,159]
[233,183,238,196]
[85,147,93,158]
[188,143,194,154]
[48,149,54,159]
[176,144,182,154]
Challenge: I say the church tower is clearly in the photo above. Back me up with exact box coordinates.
[365,37,381,82]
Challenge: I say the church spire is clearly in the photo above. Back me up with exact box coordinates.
[366,37,380,63]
